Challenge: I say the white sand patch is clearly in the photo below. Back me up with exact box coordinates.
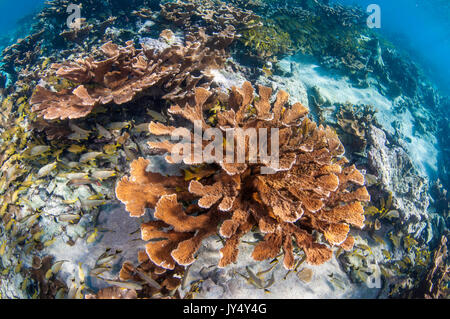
[275,54,438,178]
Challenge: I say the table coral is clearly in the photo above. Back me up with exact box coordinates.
[116,81,370,271]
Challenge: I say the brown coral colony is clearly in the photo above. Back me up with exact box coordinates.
[116,81,371,271]
[30,29,230,120]
[25,4,370,277]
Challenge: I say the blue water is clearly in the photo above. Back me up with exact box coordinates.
[0,0,45,46]
[333,0,450,95]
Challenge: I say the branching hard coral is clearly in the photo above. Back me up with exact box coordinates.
[160,0,261,38]
[314,2,367,28]
[116,82,370,271]
[0,30,44,78]
[36,0,154,40]
[160,0,261,48]
[30,29,230,120]
[2,1,141,81]
[133,8,154,19]
[115,157,190,218]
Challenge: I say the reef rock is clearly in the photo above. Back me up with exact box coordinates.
[367,125,430,236]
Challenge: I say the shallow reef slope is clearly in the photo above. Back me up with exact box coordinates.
[0,0,448,299]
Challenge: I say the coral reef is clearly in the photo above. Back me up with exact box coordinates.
[431,180,450,230]
[59,17,117,44]
[0,0,163,88]
[410,234,449,298]
[335,103,378,153]
[116,82,370,271]
[117,252,184,298]
[30,29,230,120]
[228,0,267,11]
[258,0,439,101]
[377,232,449,299]
[84,249,185,299]
[367,125,430,235]
[238,20,292,61]
[265,1,369,78]
[160,0,260,35]
[0,30,44,80]
[0,0,448,300]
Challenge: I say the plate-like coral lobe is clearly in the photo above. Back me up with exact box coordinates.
[116,82,370,270]
[30,29,230,120]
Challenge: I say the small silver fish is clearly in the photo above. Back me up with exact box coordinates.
[91,170,116,180]
[96,123,112,139]
[385,210,400,219]
[132,123,151,133]
[90,267,110,276]
[104,279,143,290]
[51,260,67,274]
[245,266,264,289]
[108,121,131,131]
[365,174,379,186]
[146,110,167,123]
[69,123,91,135]
[30,145,51,157]
[67,178,97,186]
[96,255,117,266]
[80,199,107,209]
[68,132,89,141]
[80,152,103,163]
[135,269,162,290]
[63,172,88,180]
[37,161,57,177]
[58,214,81,222]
